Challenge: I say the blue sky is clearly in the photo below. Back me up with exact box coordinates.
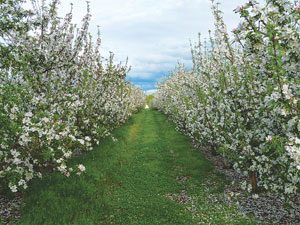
[58,0,254,94]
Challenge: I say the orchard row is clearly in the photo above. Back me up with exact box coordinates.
[0,0,145,192]
[154,0,300,200]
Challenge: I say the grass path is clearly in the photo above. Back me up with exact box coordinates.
[16,110,257,225]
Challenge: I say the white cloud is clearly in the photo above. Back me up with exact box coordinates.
[55,0,262,90]
[145,89,157,95]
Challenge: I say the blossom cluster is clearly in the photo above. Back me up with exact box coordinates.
[154,0,299,199]
[0,0,145,192]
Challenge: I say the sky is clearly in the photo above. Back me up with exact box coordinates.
[57,0,255,94]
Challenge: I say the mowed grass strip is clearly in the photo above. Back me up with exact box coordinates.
[15,110,258,225]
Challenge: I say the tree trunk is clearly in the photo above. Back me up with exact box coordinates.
[250,171,258,192]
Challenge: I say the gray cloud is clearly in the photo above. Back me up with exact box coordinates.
[57,0,261,90]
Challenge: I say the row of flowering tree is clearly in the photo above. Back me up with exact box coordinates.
[0,0,145,193]
[154,0,300,201]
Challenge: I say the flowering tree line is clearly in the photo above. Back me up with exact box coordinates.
[0,0,145,193]
[154,0,300,200]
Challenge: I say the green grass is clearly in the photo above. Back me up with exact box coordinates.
[15,110,258,225]
[146,95,154,105]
